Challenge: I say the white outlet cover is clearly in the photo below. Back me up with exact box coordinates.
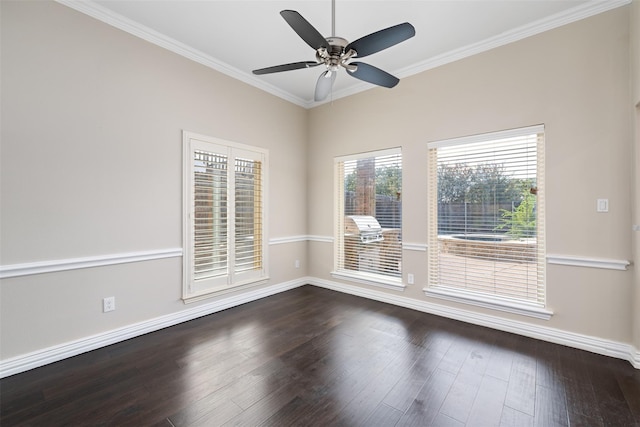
[103,297,115,312]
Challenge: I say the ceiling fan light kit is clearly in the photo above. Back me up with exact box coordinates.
[252,2,415,102]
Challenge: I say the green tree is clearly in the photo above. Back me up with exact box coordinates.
[495,188,537,239]
[437,163,473,203]
[344,164,401,197]
[376,164,402,197]
[437,163,532,205]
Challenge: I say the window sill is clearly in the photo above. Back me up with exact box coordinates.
[331,270,405,291]
[423,286,553,320]
[183,277,270,304]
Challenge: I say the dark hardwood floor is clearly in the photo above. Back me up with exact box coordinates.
[1,285,639,426]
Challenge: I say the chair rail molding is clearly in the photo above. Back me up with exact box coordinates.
[546,254,631,270]
[0,248,183,279]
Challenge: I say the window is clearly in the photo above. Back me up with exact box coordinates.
[333,148,403,289]
[183,131,267,302]
[427,126,549,318]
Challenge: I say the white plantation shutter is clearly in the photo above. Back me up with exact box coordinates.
[193,150,228,283]
[335,148,402,286]
[233,153,263,281]
[184,132,267,300]
[427,126,545,306]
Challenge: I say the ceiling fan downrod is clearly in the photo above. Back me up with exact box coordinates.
[331,0,336,37]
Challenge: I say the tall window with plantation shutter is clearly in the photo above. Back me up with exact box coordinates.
[183,132,267,302]
[427,126,547,314]
[333,148,403,289]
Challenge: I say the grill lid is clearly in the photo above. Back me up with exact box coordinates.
[345,215,384,243]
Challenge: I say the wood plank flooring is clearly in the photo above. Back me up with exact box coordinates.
[1,285,639,426]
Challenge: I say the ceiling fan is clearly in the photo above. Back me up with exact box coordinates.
[252,1,415,102]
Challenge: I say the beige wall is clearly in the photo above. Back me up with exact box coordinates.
[1,0,636,365]
[0,1,308,359]
[308,6,633,342]
[631,0,640,351]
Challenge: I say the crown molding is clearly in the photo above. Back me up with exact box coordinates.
[54,0,309,108]
[309,0,632,107]
[394,0,632,81]
[56,0,629,110]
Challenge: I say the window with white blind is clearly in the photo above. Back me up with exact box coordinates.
[333,148,403,289]
[183,131,268,302]
[426,126,550,318]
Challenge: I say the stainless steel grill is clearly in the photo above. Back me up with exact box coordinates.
[345,215,384,243]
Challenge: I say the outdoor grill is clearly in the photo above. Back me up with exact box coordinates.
[344,215,384,272]
[345,215,384,243]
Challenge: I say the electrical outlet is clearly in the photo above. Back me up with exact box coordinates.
[295,259,300,269]
[103,297,115,313]
[407,273,415,285]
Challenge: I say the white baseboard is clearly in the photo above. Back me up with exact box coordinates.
[308,276,640,369]
[0,278,305,378]
[1,276,637,378]
[632,348,640,369]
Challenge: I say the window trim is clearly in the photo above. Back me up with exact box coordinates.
[332,147,404,291]
[426,125,548,316]
[182,131,268,303]
[423,286,553,320]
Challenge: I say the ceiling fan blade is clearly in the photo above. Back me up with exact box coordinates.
[345,23,415,58]
[347,62,399,88]
[253,61,320,75]
[314,70,337,101]
[280,10,328,51]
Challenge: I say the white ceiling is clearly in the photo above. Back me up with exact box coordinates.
[58,0,628,108]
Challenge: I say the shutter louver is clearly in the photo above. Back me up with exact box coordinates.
[234,157,262,274]
[428,127,545,306]
[193,150,228,281]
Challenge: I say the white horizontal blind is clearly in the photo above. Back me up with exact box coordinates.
[234,157,263,275]
[336,149,402,280]
[193,150,228,281]
[428,127,545,305]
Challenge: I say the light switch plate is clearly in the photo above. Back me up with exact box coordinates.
[597,199,608,212]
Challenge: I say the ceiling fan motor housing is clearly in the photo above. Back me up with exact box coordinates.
[317,37,356,72]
